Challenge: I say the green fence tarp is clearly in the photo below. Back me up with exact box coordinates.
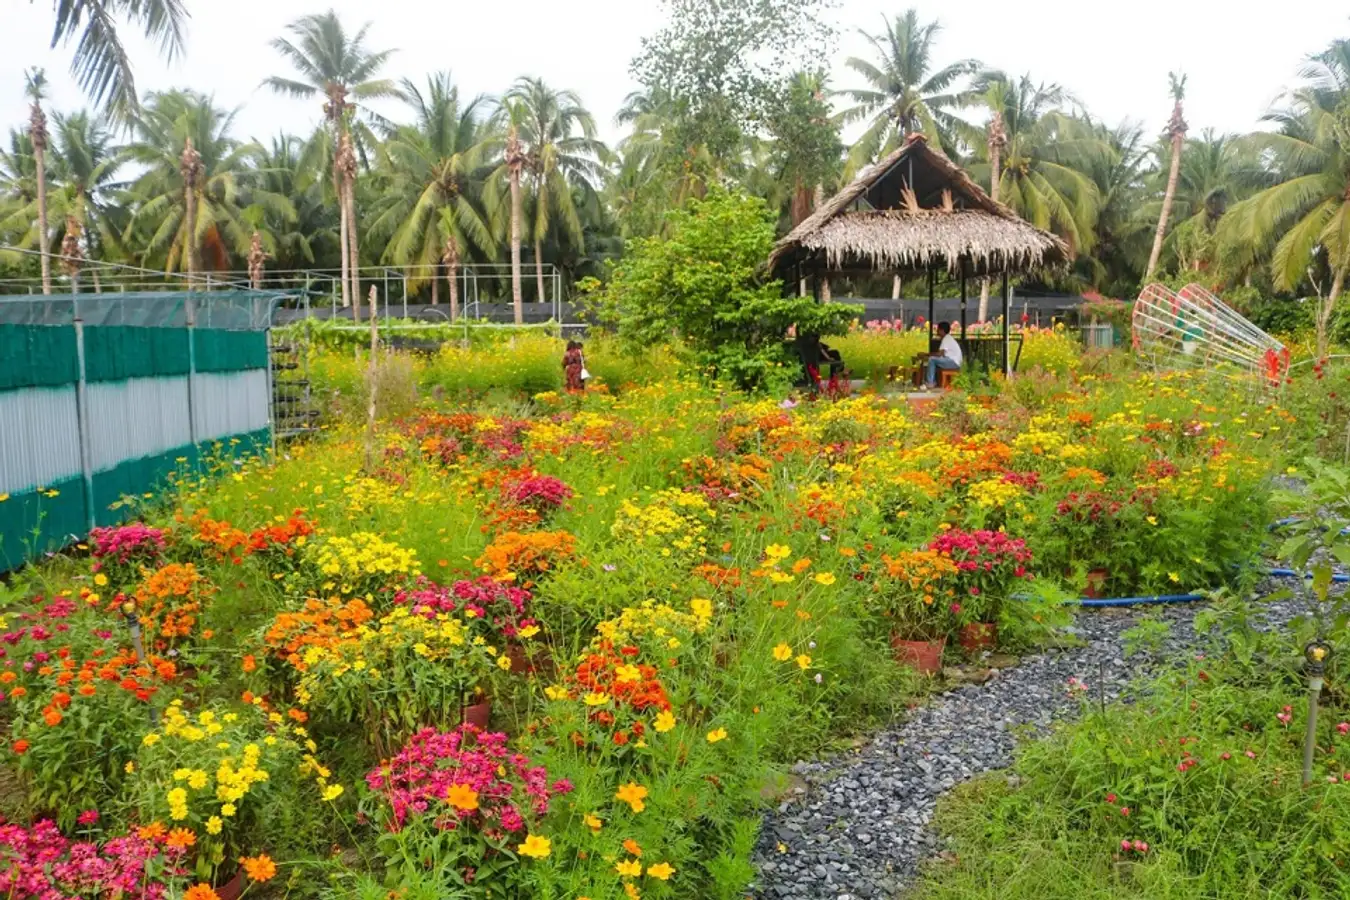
[194,329,268,373]
[84,327,191,382]
[0,476,88,573]
[0,325,78,389]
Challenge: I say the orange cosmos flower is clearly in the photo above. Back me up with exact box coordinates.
[165,828,196,849]
[240,855,278,882]
[183,884,220,900]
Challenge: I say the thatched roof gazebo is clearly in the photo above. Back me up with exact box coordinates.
[769,133,1070,377]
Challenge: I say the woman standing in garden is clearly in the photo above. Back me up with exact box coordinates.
[563,340,585,392]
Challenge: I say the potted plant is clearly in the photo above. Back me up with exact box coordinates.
[877,549,960,674]
[928,529,1035,653]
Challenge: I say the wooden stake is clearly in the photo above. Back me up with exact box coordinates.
[365,285,379,471]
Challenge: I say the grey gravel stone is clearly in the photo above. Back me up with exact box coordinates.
[749,591,1303,899]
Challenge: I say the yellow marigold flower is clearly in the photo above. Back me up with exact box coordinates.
[583,692,610,707]
[647,861,675,880]
[221,803,237,817]
[795,654,812,670]
[205,816,222,835]
[173,768,192,782]
[706,727,728,743]
[615,782,648,813]
[772,643,792,662]
[813,572,836,586]
[616,859,643,877]
[653,711,676,733]
[516,834,551,859]
[496,654,513,672]
[446,784,479,811]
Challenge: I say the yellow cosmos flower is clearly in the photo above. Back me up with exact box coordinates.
[706,728,728,744]
[795,654,812,670]
[615,664,642,684]
[616,859,643,878]
[764,544,791,561]
[813,572,836,586]
[647,861,675,880]
[516,834,551,859]
[545,685,570,701]
[583,692,610,706]
[584,813,603,832]
[322,784,344,802]
[772,643,792,662]
[653,711,676,733]
[615,782,648,813]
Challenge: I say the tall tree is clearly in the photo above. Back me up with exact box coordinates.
[503,115,527,324]
[978,108,1007,320]
[25,69,52,294]
[631,0,834,173]
[42,0,189,118]
[1219,40,1350,355]
[763,70,842,227]
[1145,72,1188,279]
[503,76,605,306]
[179,137,201,277]
[122,91,292,274]
[264,9,398,319]
[838,10,981,172]
[369,72,493,312]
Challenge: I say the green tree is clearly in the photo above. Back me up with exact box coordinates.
[631,0,834,173]
[611,187,856,391]
[25,69,53,294]
[369,72,493,317]
[264,9,398,317]
[43,0,189,118]
[121,91,292,274]
[502,77,606,306]
[763,70,843,227]
[248,134,341,273]
[838,10,981,172]
[1218,39,1350,355]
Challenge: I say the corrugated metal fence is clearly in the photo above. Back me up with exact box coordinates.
[0,291,283,572]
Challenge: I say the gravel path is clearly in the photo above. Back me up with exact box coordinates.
[751,593,1303,900]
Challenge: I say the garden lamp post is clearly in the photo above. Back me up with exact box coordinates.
[1303,640,1331,786]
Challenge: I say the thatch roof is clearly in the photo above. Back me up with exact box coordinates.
[768,134,1070,278]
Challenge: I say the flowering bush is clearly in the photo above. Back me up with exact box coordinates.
[394,576,538,641]
[611,489,715,564]
[877,549,960,640]
[475,530,577,582]
[928,529,1034,624]
[362,726,571,893]
[309,531,421,597]
[262,597,375,672]
[90,524,167,590]
[0,820,190,899]
[132,563,215,648]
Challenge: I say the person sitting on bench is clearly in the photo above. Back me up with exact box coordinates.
[818,339,844,378]
[925,321,962,388]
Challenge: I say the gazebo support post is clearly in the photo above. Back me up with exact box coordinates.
[927,270,935,349]
[959,261,967,341]
[1001,270,1011,378]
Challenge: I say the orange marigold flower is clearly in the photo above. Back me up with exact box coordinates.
[12,740,29,755]
[8,687,26,698]
[77,684,96,697]
[43,709,62,727]
[287,708,308,723]
[242,655,257,673]
[240,854,278,882]
[51,692,72,708]
[183,884,220,900]
[165,828,196,849]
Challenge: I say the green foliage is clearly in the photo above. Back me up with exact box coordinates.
[609,187,857,391]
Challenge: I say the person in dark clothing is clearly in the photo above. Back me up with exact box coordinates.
[563,340,584,392]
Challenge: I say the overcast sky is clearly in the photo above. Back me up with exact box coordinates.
[4,1,1348,150]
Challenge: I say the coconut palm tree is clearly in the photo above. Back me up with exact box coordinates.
[502,77,606,307]
[837,10,981,173]
[51,110,127,277]
[121,90,293,274]
[966,75,1102,257]
[977,107,1007,319]
[248,135,341,273]
[264,9,398,318]
[763,71,843,228]
[368,73,492,316]
[26,70,52,294]
[42,0,189,118]
[1145,73,1188,279]
[1218,39,1350,355]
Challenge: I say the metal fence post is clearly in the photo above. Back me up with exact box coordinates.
[186,294,198,452]
[72,317,97,533]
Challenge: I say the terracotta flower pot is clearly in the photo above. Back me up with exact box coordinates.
[215,871,245,900]
[890,634,945,675]
[459,697,492,729]
[507,642,532,674]
[958,622,997,654]
[1085,569,1109,600]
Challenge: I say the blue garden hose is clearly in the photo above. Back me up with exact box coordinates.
[1062,567,1347,607]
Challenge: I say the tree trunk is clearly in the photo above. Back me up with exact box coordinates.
[891,275,901,300]
[339,197,351,313]
[448,258,459,322]
[34,143,50,295]
[1146,133,1184,280]
[347,180,362,322]
[430,271,439,306]
[978,144,1001,322]
[510,168,524,325]
[535,238,547,306]
[184,184,197,278]
[1318,266,1345,359]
